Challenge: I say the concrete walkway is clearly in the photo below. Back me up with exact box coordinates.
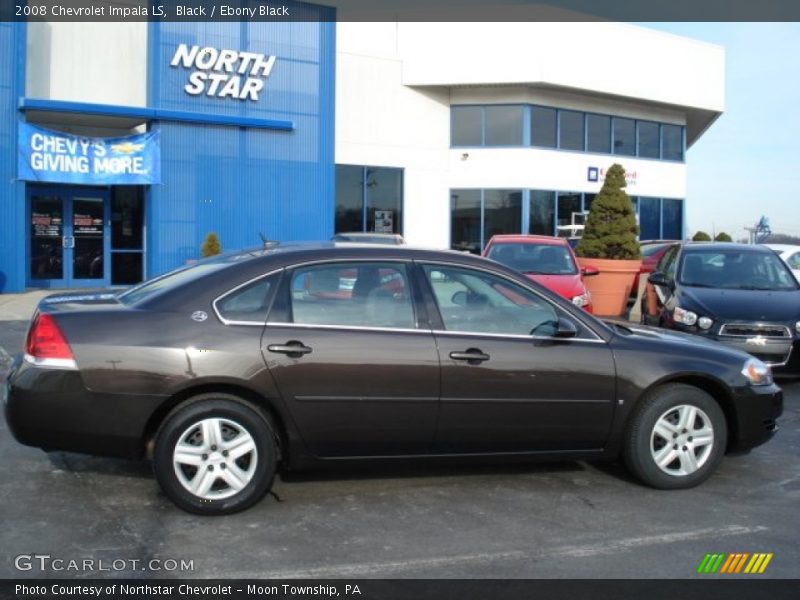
[0,290,54,322]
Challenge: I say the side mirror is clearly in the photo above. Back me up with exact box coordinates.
[554,317,579,338]
[581,265,599,277]
[648,272,670,288]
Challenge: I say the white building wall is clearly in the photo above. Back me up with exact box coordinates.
[26,21,147,107]
[337,22,718,247]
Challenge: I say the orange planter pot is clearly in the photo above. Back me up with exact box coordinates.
[576,257,642,317]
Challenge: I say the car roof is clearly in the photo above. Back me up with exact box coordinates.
[486,234,568,246]
[681,242,772,253]
[763,243,800,252]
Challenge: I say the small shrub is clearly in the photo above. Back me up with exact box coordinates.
[201,232,222,258]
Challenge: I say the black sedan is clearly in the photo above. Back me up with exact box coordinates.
[5,244,782,514]
[642,242,800,374]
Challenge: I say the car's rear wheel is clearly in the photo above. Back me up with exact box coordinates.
[624,384,727,489]
[153,394,277,515]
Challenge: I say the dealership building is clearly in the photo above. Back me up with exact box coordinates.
[0,12,725,292]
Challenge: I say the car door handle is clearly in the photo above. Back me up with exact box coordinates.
[449,349,490,363]
[267,342,313,357]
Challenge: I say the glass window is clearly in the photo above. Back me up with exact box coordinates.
[111,186,144,250]
[451,106,482,146]
[587,114,611,153]
[787,252,800,270]
[638,197,661,240]
[111,253,143,286]
[583,193,596,213]
[216,275,276,323]
[483,190,522,245]
[335,165,364,233]
[423,265,559,336]
[290,263,415,329]
[662,124,683,161]
[613,117,636,156]
[531,106,557,148]
[365,168,402,235]
[484,106,523,146]
[529,190,554,236]
[451,190,482,254]
[679,249,798,291]
[661,198,684,240]
[637,121,660,159]
[487,242,577,275]
[559,110,584,151]
[557,192,582,228]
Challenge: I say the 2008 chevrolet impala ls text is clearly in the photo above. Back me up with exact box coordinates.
[3,244,783,514]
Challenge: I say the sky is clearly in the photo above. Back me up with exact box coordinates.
[639,23,800,240]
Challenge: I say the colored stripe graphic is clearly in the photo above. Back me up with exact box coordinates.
[697,552,772,574]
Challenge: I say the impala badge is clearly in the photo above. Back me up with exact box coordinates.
[191,311,208,322]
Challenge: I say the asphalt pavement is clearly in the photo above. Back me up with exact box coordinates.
[0,291,798,579]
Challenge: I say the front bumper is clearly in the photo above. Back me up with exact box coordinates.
[728,383,783,452]
[4,358,165,459]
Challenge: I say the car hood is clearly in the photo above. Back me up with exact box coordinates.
[678,287,800,321]
[524,273,584,300]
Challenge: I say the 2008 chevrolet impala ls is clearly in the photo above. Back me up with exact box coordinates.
[4,244,783,514]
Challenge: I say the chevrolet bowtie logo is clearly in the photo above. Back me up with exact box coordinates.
[697,552,773,574]
[110,142,144,155]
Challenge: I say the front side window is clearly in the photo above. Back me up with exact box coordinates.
[290,263,415,329]
[423,265,559,336]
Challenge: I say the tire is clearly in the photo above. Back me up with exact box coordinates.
[624,384,727,490]
[153,393,278,515]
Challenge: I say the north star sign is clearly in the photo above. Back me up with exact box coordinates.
[170,44,277,101]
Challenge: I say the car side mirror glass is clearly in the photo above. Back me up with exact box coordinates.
[554,317,579,338]
[581,266,599,277]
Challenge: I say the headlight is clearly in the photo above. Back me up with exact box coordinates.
[795,321,800,334]
[572,292,591,308]
[673,306,698,326]
[741,358,773,386]
[698,316,714,330]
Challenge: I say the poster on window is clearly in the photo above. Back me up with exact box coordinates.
[374,210,394,233]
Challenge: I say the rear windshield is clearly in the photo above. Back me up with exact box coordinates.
[487,242,577,275]
[118,258,233,305]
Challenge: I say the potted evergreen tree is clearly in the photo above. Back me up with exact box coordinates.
[575,163,642,316]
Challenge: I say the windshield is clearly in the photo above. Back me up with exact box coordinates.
[487,242,577,275]
[678,249,799,291]
[642,243,671,257]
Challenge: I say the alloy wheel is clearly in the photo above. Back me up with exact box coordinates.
[650,404,714,477]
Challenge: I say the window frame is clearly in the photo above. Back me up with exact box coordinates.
[419,261,605,342]
[270,259,423,332]
[212,268,283,326]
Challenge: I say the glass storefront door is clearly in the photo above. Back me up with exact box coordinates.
[28,187,110,288]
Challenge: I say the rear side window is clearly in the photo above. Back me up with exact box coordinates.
[788,252,800,270]
[289,262,415,329]
[215,274,278,324]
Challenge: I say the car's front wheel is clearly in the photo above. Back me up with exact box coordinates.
[624,384,727,489]
[153,394,278,515]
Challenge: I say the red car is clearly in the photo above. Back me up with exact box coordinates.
[483,235,598,312]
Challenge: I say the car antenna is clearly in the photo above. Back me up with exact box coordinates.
[258,232,279,249]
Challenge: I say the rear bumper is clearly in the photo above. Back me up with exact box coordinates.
[4,358,164,459]
[728,383,783,452]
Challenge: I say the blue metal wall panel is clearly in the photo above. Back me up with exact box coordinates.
[0,23,26,293]
[148,3,335,276]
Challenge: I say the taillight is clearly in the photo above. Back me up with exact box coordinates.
[25,312,75,362]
